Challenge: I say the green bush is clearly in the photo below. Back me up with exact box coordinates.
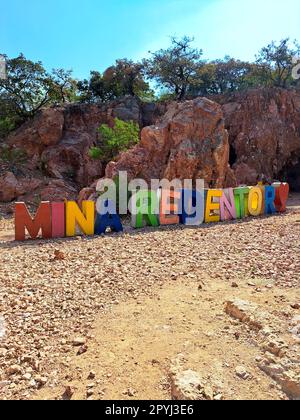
[89,146,103,160]
[89,118,140,162]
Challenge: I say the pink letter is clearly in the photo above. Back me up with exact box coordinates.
[51,202,65,238]
[220,188,237,221]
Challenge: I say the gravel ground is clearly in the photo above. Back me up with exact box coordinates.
[0,196,299,400]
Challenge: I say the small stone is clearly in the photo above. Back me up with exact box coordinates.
[0,348,8,357]
[88,371,96,380]
[54,250,65,260]
[77,344,88,356]
[203,386,214,400]
[235,366,250,380]
[35,376,47,388]
[291,303,300,310]
[124,388,136,397]
[0,381,10,389]
[62,386,74,400]
[29,379,37,388]
[7,365,22,376]
[231,282,239,288]
[73,337,86,347]
[87,389,94,397]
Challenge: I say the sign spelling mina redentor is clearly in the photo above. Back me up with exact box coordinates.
[14,183,289,241]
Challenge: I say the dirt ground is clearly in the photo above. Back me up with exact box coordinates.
[0,195,299,400]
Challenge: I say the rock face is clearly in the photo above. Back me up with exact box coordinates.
[222,88,300,188]
[1,97,163,203]
[0,172,43,203]
[2,88,300,204]
[105,97,235,187]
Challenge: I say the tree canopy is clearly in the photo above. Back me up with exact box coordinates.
[1,37,300,139]
[144,36,204,101]
[255,38,300,88]
[78,59,153,102]
[0,54,77,136]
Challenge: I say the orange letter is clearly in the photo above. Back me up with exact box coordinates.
[15,202,52,241]
[159,189,181,226]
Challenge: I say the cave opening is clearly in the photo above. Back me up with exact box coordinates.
[229,144,238,166]
[278,159,300,192]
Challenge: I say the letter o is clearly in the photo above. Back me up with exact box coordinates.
[248,187,263,216]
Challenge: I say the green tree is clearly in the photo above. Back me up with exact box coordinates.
[190,57,254,96]
[89,118,140,162]
[0,95,20,138]
[0,54,78,138]
[51,68,78,103]
[78,59,152,102]
[255,38,300,88]
[144,36,204,100]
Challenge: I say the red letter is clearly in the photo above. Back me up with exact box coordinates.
[274,183,289,213]
[15,202,52,241]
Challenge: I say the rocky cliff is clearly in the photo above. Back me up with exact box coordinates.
[0,97,165,203]
[1,88,300,206]
[221,88,300,189]
[105,97,235,186]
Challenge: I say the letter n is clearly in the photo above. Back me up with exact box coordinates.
[15,202,52,241]
[66,201,95,237]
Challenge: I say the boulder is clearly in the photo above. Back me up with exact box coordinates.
[8,108,64,157]
[0,172,19,202]
[105,97,235,187]
[0,172,43,202]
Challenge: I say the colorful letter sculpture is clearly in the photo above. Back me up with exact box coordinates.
[248,187,263,217]
[51,202,65,238]
[205,190,222,223]
[15,202,52,241]
[132,190,159,229]
[264,186,276,215]
[160,189,181,226]
[14,182,290,241]
[220,188,236,221]
[234,187,250,219]
[94,200,123,235]
[273,183,289,213]
[181,189,205,226]
[66,201,95,237]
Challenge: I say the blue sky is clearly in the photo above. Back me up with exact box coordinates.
[1,0,300,80]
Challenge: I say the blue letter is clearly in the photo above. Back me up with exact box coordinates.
[265,186,276,215]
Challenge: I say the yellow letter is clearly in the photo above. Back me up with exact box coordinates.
[205,190,222,223]
[66,201,95,237]
[248,187,263,217]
